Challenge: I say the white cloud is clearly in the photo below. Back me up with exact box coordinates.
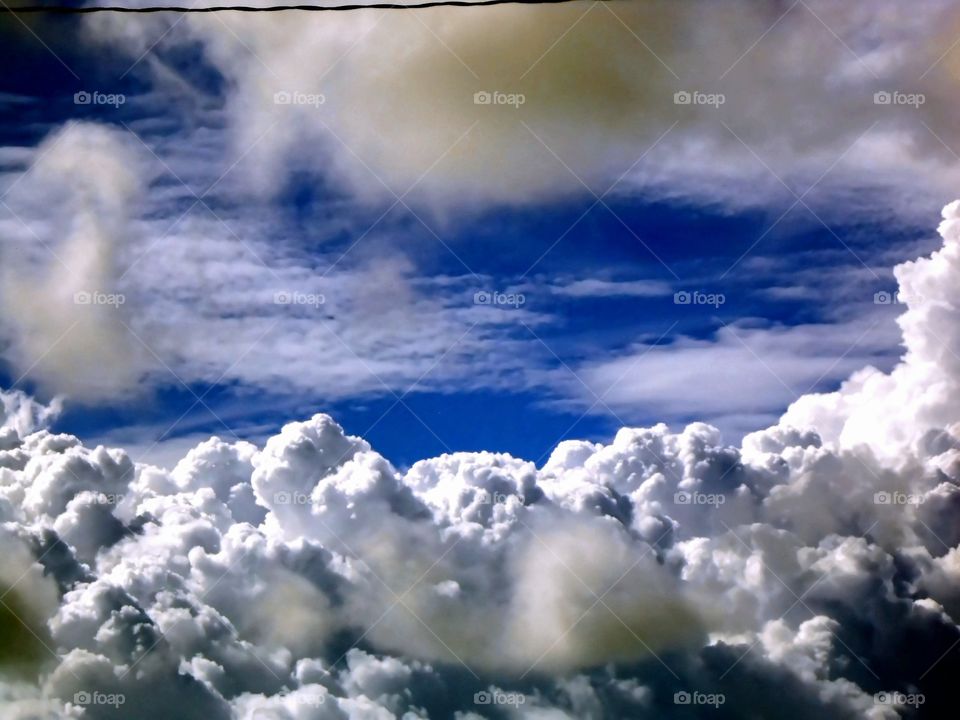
[0,123,154,401]
[570,316,899,438]
[83,0,960,220]
[549,278,673,299]
[0,388,61,439]
[781,200,960,459]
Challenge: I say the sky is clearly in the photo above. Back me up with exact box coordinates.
[0,0,949,468]
[3,1,960,719]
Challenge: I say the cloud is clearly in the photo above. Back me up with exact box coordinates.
[781,200,960,458]
[14,0,960,422]
[85,0,960,219]
[548,278,673,299]
[0,531,60,678]
[0,122,557,406]
[0,200,959,717]
[0,389,61,439]
[570,316,898,437]
[6,5,960,711]
[0,122,153,401]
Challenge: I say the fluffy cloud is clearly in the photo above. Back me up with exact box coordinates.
[0,123,153,401]
[1,388,62,440]
[782,200,960,458]
[0,201,959,717]
[86,0,960,218]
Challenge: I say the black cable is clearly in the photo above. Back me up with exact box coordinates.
[2,0,611,13]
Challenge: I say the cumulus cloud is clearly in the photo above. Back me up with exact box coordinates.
[781,200,960,458]
[0,200,959,718]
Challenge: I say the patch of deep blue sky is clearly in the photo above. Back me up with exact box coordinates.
[0,15,932,467]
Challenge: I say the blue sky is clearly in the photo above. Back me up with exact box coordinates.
[0,1,951,468]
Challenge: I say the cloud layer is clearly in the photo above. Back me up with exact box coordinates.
[4,4,960,717]
[87,0,960,219]
[0,122,550,404]
[1,201,960,718]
